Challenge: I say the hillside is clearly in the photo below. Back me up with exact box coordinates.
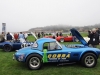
[28,24,100,32]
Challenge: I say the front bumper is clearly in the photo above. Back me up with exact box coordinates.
[13,53,25,62]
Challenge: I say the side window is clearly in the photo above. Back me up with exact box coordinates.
[43,42,49,50]
[49,42,62,50]
[49,42,57,50]
[43,42,62,51]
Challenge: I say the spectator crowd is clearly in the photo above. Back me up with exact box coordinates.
[0,32,28,43]
[88,28,100,47]
[0,28,100,48]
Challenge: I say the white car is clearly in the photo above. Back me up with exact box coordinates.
[83,37,90,43]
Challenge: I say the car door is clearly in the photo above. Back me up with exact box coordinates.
[13,42,22,50]
[62,45,81,62]
[61,47,73,62]
[43,42,62,62]
[64,36,73,42]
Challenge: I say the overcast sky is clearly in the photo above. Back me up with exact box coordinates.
[0,0,100,32]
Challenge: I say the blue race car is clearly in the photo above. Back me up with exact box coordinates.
[0,40,34,52]
[0,32,36,52]
[13,28,100,70]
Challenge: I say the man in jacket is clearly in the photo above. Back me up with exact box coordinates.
[88,28,99,47]
[0,32,5,42]
[6,32,12,41]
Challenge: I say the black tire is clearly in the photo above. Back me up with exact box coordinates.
[60,38,64,42]
[3,44,12,52]
[81,53,97,68]
[26,54,43,70]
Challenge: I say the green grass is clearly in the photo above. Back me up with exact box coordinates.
[80,32,88,37]
[0,35,100,75]
[63,32,88,37]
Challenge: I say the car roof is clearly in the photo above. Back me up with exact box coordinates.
[36,38,56,44]
[34,38,56,50]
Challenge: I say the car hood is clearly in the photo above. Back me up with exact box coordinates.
[17,47,32,52]
[70,28,88,46]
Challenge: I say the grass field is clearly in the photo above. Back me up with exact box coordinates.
[0,35,100,75]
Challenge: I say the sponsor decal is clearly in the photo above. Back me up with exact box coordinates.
[21,43,33,48]
[48,54,70,62]
[42,52,70,63]
[48,54,70,58]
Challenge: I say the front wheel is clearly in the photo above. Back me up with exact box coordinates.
[81,53,97,68]
[26,54,42,70]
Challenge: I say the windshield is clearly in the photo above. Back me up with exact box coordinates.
[31,41,38,48]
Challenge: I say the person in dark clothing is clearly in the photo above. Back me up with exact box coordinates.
[41,32,44,37]
[59,32,63,36]
[88,30,92,36]
[6,32,12,41]
[88,28,99,47]
[56,32,59,37]
[37,32,41,39]
[96,28,100,42]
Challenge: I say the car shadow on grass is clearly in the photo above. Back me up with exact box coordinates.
[14,62,82,70]
[42,62,82,69]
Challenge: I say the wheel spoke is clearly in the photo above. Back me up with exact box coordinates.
[85,55,95,66]
[29,57,40,68]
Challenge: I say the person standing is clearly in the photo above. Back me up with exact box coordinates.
[6,32,12,41]
[37,32,41,39]
[56,32,59,37]
[18,32,25,43]
[52,31,56,39]
[14,33,18,41]
[24,32,28,41]
[88,28,99,47]
[59,31,63,36]
[0,32,5,42]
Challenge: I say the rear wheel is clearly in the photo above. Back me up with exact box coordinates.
[60,38,64,42]
[81,53,97,68]
[3,45,12,52]
[26,54,42,70]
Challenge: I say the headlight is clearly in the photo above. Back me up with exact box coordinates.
[15,53,25,61]
[18,54,25,61]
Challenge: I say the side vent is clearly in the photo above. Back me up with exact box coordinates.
[73,54,79,57]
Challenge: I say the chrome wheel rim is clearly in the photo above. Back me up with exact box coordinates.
[29,57,40,68]
[85,55,95,67]
[60,39,64,42]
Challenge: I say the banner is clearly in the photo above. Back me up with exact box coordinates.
[2,23,6,33]
[2,23,6,39]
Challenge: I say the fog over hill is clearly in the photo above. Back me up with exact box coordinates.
[29,24,100,32]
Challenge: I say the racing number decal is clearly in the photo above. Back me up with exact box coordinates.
[48,54,70,58]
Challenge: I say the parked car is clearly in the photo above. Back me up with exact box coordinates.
[13,28,100,70]
[0,32,36,52]
[44,35,73,42]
